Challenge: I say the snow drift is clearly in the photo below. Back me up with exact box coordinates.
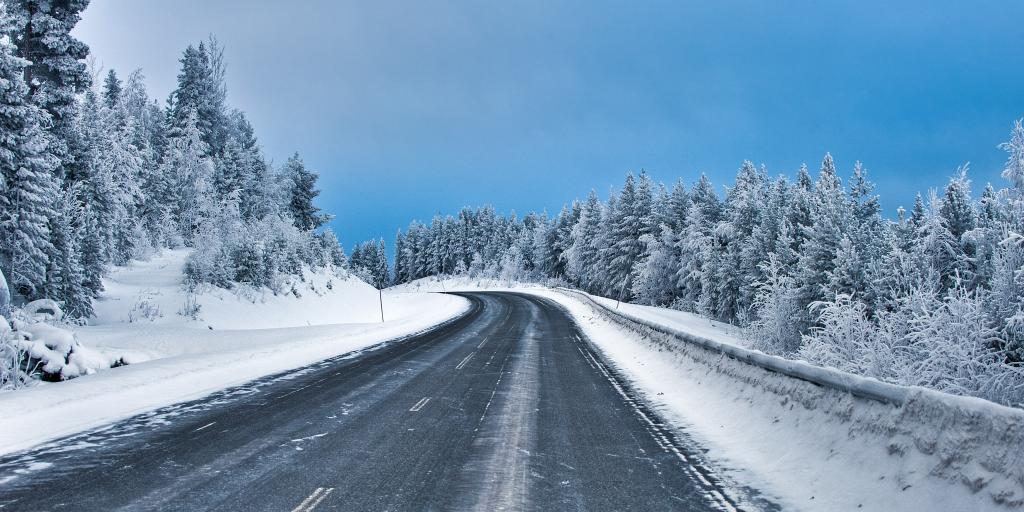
[0,251,470,455]
[557,287,1024,509]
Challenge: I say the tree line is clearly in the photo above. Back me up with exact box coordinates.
[0,1,340,320]
[388,124,1024,406]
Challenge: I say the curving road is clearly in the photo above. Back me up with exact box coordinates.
[0,292,748,511]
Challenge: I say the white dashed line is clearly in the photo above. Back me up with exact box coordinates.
[409,396,431,412]
[292,487,334,512]
[455,352,476,370]
[192,422,216,432]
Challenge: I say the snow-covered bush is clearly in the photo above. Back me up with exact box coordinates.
[904,283,1024,403]
[800,295,882,376]
[0,314,28,389]
[178,293,201,320]
[746,255,803,355]
[128,291,163,323]
[0,302,118,389]
[801,282,1024,406]
[184,208,346,292]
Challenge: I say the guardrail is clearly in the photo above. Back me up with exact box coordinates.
[554,287,914,406]
[552,287,1024,506]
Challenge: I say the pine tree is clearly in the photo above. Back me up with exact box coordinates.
[42,187,92,318]
[0,26,58,299]
[373,239,389,288]
[910,193,926,229]
[665,178,690,233]
[168,41,228,157]
[939,167,978,287]
[552,202,579,280]
[162,107,215,243]
[530,214,555,280]
[230,112,275,222]
[846,162,886,306]
[393,230,407,283]
[632,224,680,306]
[606,172,654,300]
[78,205,103,294]
[7,0,91,181]
[566,190,603,292]
[786,164,814,256]
[102,69,121,109]
[999,119,1024,192]
[970,183,1002,290]
[913,191,959,291]
[721,161,766,322]
[676,207,711,312]
[282,153,329,231]
[796,153,850,312]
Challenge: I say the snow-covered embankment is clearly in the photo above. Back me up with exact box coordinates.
[540,288,1024,512]
[0,251,470,456]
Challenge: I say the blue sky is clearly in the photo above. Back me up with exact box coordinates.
[74,0,1024,251]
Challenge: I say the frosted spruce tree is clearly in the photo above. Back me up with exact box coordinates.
[283,152,329,231]
[7,0,91,181]
[162,108,215,244]
[565,190,603,292]
[0,17,58,300]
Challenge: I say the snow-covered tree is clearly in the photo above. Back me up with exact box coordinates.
[42,187,92,318]
[282,152,330,231]
[795,154,850,313]
[747,254,802,355]
[380,126,1024,406]
[162,107,215,243]
[999,119,1024,192]
[566,190,604,292]
[631,225,679,306]
[0,23,58,300]
[605,173,654,300]
[6,0,91,180]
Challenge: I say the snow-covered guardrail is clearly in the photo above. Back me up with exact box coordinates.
[552,287,1024,507]
[555,287,1024,506]
[555,287,911,406]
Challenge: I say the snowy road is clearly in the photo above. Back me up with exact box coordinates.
[0,292,746,511]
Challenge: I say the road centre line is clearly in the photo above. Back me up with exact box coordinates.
[292,487,334,512]
[409,396,431,412]
[456,352,476,370]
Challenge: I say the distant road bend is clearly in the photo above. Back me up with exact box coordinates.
[0,292,755,511]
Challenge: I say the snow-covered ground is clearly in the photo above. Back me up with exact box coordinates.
[395,276,1024,511]
[588,294,749,347]
[0,252,468,455]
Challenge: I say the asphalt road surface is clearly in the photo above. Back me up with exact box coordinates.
[0,292,756,511]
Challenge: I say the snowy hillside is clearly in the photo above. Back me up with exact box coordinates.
[92,249,402,330]
[0,253,469,455]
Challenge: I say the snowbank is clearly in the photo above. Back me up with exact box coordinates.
[81,249,460,365]
[0,252,470,455]
[543,288,1024,511]
[91,249,397,330]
